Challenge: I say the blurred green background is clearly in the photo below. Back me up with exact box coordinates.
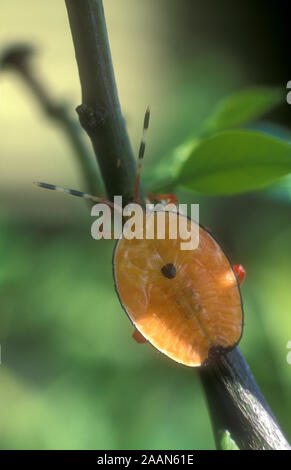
[0,0,291,449]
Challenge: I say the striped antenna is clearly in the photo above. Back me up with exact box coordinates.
[34,182,119,211]
[134,106,150,203]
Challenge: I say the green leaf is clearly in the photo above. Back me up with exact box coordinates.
[203,87,283,133]
[144,137,200,193]
[178,130,291,195]
[220,430,239,450]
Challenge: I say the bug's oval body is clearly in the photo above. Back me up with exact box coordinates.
[113,211,243,367]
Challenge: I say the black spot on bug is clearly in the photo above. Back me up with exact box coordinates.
[161,263,176,279]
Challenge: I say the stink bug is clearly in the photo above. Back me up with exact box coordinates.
[35,108,244,367]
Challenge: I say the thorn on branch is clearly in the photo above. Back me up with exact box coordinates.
[76,104,109,135]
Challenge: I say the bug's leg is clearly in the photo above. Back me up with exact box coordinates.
[132,327,148,344]
[148,193,178,205]
[233,264,246,285]
[134,106,150,203]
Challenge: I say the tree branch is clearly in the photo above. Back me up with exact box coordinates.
[64,0,290,450]
[199,346,290,449]
[65,0,142,205]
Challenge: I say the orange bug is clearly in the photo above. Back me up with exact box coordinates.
[35,108,244,367]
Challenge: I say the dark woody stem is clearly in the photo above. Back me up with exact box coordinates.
[199,346,290,449]
[65,0,144,206]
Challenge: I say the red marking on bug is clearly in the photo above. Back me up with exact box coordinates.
[148,193,178,205]
[233,264,246,285]
[132,328,148,344]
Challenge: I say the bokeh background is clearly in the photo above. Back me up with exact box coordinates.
[0,0,291,449]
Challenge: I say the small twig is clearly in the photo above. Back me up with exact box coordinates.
[1,44,103,196]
